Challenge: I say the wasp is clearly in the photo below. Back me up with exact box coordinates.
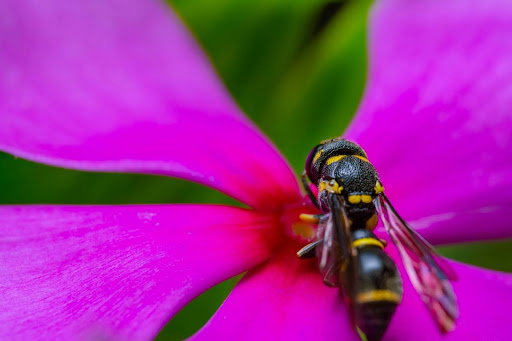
[297,138,458,341]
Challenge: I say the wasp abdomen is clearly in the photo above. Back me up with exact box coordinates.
[356,302,398,341]
[346,230,403,341]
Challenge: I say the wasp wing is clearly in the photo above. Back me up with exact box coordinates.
[378,194,457,280]
[316,193,355,287]
[315,211,341,287]
[375,193,459,333]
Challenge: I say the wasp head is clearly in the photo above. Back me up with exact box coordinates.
[305,138,368,185]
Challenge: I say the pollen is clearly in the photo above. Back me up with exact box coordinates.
[292,221,316,241]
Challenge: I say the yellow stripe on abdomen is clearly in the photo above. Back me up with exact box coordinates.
[352,238,384,249]
[356,290,402,304]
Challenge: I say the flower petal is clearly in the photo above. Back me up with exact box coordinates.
[192,239,512,341]
[189,242,360,341]
[386,253,512,340]
[0,0,300,209]
[344,0,512,244]
[0,205,280,340]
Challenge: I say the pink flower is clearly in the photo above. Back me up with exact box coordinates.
[1,0,512,340]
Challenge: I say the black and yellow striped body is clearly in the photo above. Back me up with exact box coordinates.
[304,138,402,340]
[343,229,403,341]
[318,154,379,229]
[308,139,383,230]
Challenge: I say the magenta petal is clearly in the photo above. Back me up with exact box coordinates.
[386,256,512,340]
[190,243,360,341]
[344,0,512,244]
[0,0,300,209]
[0,205,280,339]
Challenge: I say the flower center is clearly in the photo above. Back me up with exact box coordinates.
[280,196,320,243]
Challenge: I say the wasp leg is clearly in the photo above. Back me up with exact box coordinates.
[302,170,320,210]
[299,213,323,224]
[297,239,323,259]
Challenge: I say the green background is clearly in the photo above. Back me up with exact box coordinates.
[0,1,510,339]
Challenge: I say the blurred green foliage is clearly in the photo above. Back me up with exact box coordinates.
[0,0,510,340]
[170,0,370,171]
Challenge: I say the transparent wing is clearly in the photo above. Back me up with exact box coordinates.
[315,213,339,287]
[316,193,355,287]
[375,193,459,333]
